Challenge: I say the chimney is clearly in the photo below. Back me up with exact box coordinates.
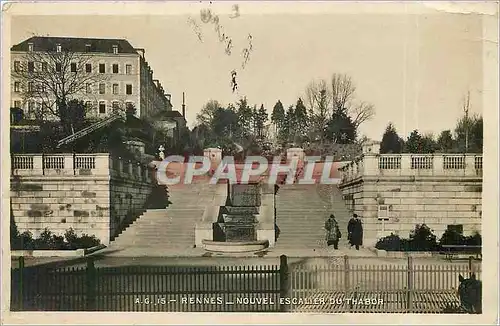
[135,48,145,58]
[182,92,186,118]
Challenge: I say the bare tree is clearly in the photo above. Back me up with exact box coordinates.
[330,73,375,127]
[350,101,375,128]
[305,73,375,131]
[305,79,332,142]
[462,90,471,153]
[305,79,332,119]
[331,73,356,111]
[13,42,109,132]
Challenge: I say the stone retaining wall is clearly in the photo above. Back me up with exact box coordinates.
[10,153,153,245]
[339,153,483,247]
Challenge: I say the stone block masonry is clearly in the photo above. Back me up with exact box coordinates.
[109,175,152,241]
[10,154,153,245]
[338,153,483,247]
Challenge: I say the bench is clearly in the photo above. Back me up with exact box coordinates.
[440,245,482,261]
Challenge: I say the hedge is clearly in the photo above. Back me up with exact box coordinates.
[11,227,101,250]
[375,224,481,252]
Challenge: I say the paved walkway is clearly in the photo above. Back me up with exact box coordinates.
[96,242,376,259]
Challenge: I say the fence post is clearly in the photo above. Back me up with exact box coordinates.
[18,256,24,310]
[468,256,473,277]
[344,255,351,312]
[279,254,290,312]
[406,256,413,313]
[86,258,97,311]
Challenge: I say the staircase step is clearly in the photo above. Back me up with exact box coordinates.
[275,184,351,249]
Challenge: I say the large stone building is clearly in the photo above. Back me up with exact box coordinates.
[10,36,173,120]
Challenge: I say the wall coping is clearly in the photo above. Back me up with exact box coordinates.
[338,175,483,189]
[11,244,106,258]
[368,247,480,259]
[11,153,152,183]
[339,153,483,185]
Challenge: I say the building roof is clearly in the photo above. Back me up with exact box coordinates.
[153,110,184,119]
[11,36,138,54]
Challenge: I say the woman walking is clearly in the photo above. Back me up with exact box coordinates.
[325,214,341,249]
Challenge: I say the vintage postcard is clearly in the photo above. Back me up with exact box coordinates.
[1,1,498,325]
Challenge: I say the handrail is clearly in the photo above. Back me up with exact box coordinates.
[56,113,125,148]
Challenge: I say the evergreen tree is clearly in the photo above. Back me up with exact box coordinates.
[271,100,285,141]
[294,98,308,141]
[325,109,357,144]
[282,105,296,143]
[380,123,403,154]
[403,130,435,153]
[436,130,454,153]
[236,97,253,137]
[255,104,268,139]
[454,114,483,153]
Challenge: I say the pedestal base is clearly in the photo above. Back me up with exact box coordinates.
[202,240,269,253]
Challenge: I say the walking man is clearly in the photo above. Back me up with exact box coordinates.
[325,214,341,249]
[348,213,363,250]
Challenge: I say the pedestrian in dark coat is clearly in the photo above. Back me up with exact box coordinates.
[325,214,341,249]
[347,214,356,247]
[348,214,363,250]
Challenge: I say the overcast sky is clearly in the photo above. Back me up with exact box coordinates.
[10,5,484,140]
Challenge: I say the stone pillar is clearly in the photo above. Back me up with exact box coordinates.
[363,155,379,176]
[465,155,476,176]
[94,154,110,175]
[256,191,275,247]
[195,204,220,247]
[128,161,133,175]
[400,154,411,173]
[286,148,305,161]
[433,155,444,176]
[362,140,381,155]
[63,154,75,175]
[118,159,124,176]
[32,155,43,175]
[194,185,228,247]
[204,148,222,165]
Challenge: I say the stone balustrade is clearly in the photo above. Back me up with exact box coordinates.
[11,153,151,182]
[339,153,483,183]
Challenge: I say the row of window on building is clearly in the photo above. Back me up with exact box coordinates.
[13,100,134,117]
[26,42,121,54]
[14,82,134,95]
[13,61,133,75]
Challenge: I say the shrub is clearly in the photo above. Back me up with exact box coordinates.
[375,233,409,251]
[439,229,482,248]
[65,228,100,249]
[52,234,67,249]
[33,228,55,250]
[74,234,101,249]
[439,228,464,247]
[464,232,482,246]
[11,231,35,250]
[11,227,100,250]
[375,224,439,252]
[407,224,439,251]
[64,228,79,249]
[376,224,482,252]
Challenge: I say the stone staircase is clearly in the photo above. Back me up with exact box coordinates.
[110,184,223,249]
[274,184,352,249]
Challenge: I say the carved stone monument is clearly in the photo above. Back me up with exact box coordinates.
[215,183,261,242]
[286,147,305,161]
